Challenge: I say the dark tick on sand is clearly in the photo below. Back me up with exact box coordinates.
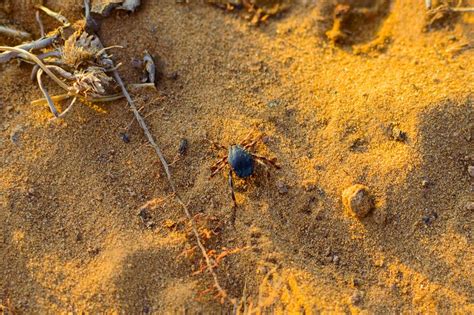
[210,132,280,208]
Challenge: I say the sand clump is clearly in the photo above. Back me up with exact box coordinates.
[342,184,374,218]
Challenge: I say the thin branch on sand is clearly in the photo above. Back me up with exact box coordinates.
[113,69,236,305]
[83,0,234,304]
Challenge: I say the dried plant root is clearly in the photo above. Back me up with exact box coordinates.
[0,46,70,90]
[35,5,71,27]
[0,36,58,63]
[36,11,45,37]
[0,25,31,39]
[37,68,60,117]
[31,93,124,106]
[1,46,124,111]
[450,7,474,12]
[55,97,77,119]
[31,94,71,106]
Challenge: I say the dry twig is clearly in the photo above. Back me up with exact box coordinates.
[88,0,234,302]
[112,67,236,305]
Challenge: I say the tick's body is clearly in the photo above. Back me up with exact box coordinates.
[210,133,280,209]
[228,145,254,178]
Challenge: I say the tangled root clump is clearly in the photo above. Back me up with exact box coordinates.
[62,30,104,68]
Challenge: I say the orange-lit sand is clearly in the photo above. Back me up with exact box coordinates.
[1,0,473,312]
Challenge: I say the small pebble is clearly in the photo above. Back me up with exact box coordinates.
[119,132,130,143]
[392,126,407,142]
[87,247,100,256]
[138,207,156,229]
[276,181,289,194]
[468,165,474,178]
[421,179,430,188]
[342,184,374,218]
[422,212,438,225]
[305,184,316,192]
[10,128,22,144]
[267,99,282,108]
[352,278,362,287]
[384,123,407,142]
[332,255,340,265]
[374,258,384,267]
[178,138,188,155]
[138,207,151,221]
[350,290,364,305]
[76,233,83,242]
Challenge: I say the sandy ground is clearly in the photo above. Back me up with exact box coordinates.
[0,0,473,313]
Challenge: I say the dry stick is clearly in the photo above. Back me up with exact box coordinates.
[451,7,474,12]
[85,0,233,302]
[113,71,171,179]
[112,69,235,305]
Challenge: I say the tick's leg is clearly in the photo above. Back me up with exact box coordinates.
[228,169,238,225]
[240,130,254,145]
[241,132,262,150]
[252,153,280,169]
[210,157,227,178]
[255,159,271,178]
[211,141,227,151]
[228,169,237,208]
[243,137,261,151]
